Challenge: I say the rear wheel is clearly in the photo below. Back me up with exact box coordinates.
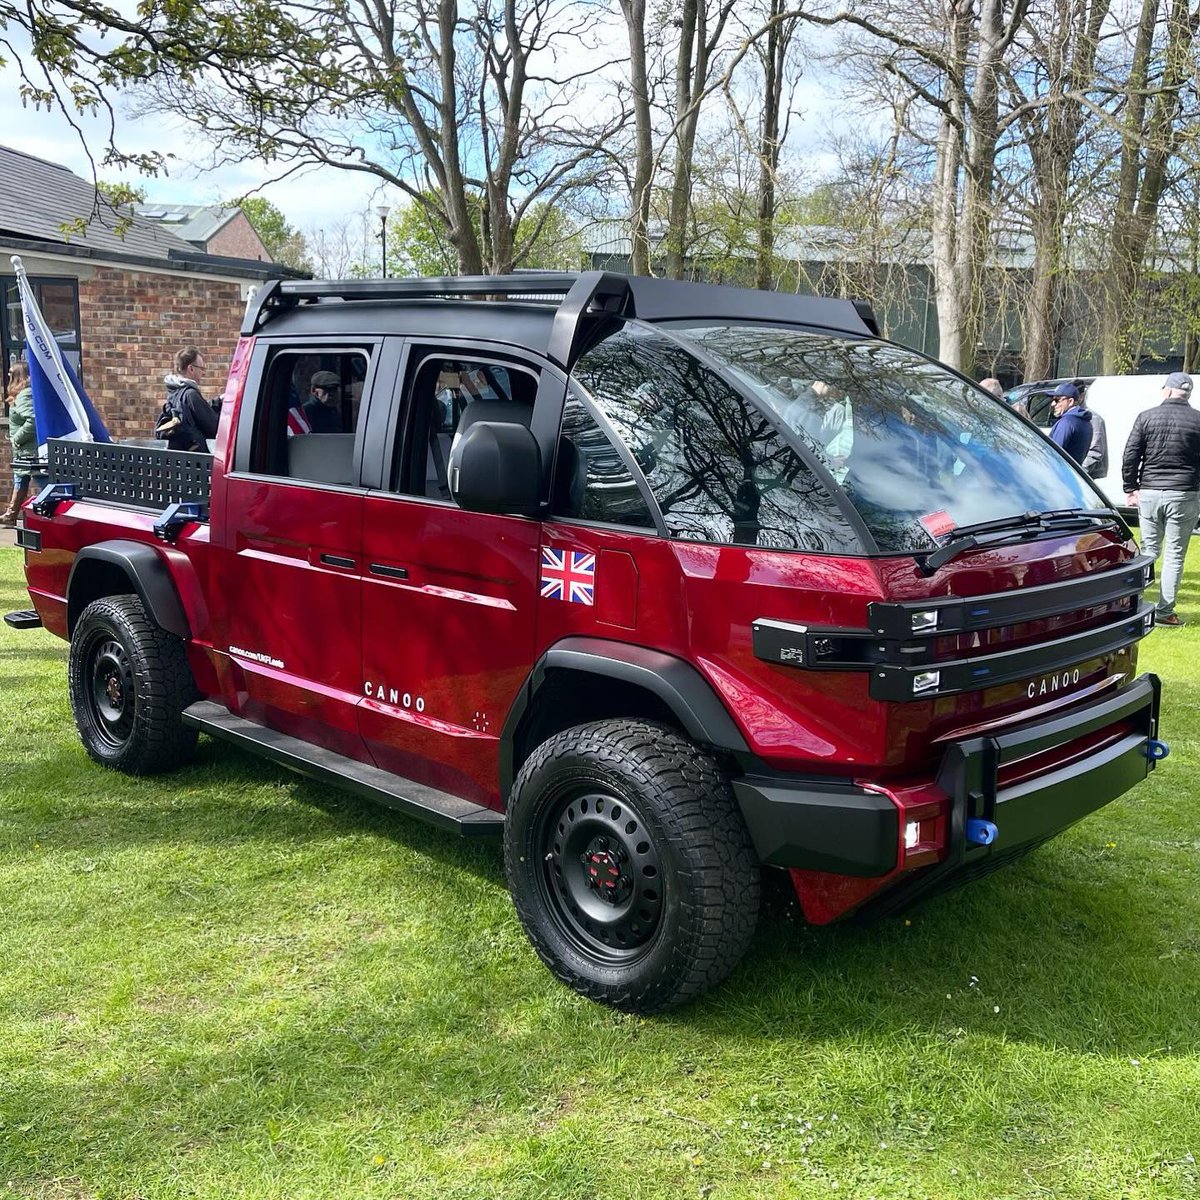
[505,719,760,1011]
[68,594,199,775]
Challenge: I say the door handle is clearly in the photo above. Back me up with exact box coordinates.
[369,563,409,580]
[319,553,357,569]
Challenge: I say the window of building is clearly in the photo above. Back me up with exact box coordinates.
[1,276,83,400]
[248,347,371,485]
[397,353,539,500]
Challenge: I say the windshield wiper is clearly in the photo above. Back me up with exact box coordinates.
[918,508,1118,575]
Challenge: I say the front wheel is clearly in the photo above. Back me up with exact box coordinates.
[504,720,760,1012]
[68,594,199,775]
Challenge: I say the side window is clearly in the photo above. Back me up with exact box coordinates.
[250,348,370,485]
[397,353,539,500]
[571,324,857,553]
[555,392,654,528]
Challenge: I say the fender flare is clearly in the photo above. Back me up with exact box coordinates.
[500,637,748,795]
[67,540,190,639]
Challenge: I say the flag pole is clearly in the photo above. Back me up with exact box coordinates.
[10,254,94,443]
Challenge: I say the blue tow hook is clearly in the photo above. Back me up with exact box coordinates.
[1144,738,1170,762]
[965,818,999,847]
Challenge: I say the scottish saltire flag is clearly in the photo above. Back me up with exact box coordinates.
[540,547,596,606]
[10,256,111,455]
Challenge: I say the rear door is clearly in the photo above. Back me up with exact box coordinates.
[358,341,551,807]
[211,337,398,758]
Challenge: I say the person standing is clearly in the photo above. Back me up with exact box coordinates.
[1122,371,1200,627]
[978,377,1005,399]
[1048,381,1093,465]
[162,347,219,452]
[1,360,36,526]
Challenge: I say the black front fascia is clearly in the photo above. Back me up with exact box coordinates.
[856,673,1161,919]
[866,553,1153,638]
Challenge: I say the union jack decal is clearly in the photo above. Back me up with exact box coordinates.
[540,547,596,606]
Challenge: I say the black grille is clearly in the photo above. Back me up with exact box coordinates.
[47,440,211,510]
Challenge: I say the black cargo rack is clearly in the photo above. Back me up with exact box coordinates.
[46,440,212,511]
[241,272,880,368]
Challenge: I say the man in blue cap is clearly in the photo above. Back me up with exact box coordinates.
[1122,371,1200,627]
[1048,381,1093,465]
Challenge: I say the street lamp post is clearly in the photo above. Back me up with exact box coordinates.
[376,205,392,278]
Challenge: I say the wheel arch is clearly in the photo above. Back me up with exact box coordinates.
[501,637,748,799]
[67,541,190,639]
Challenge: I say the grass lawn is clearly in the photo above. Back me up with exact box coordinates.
[1,545,1198,1200]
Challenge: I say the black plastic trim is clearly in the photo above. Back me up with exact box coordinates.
[183,700,504,836]
[369,563,409,580]
[857,674,1161,919]
[732,778,898,874]
[4,609,42,630]
[16,526,41,551]
[868,604,1153,700]
[500,638,749,796]
[67,541,190,638]
[866,554,1154,638]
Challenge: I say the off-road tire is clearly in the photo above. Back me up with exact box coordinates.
[68,594,199,775]
[505,719,760,1012]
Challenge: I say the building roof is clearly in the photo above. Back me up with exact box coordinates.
[0,144,287,280]
[133,202,240,247]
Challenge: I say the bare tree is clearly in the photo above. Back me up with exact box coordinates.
[137,0,625,274]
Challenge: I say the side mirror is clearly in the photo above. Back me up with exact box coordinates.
[449,420,542,516]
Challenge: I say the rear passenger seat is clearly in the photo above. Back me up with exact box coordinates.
[288,433,356,485]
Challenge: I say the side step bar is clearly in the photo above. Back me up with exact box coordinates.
[182,700,504,837]
[4,609,42,630]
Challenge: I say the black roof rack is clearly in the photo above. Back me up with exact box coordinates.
[241,271,880,368]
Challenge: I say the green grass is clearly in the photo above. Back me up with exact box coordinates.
[1,545,1198,1200]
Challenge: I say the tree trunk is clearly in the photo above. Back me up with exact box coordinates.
[755,0,784,291]
[619,0,655,275]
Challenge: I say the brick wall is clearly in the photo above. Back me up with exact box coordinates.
[1,264,247,473]
[206,212,272,262]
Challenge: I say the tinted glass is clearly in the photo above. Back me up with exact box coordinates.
[556,393,655,528]
[252,348,370,484]
[667,324,1101,553]
[571,324,857,552]
[400,356,538,500]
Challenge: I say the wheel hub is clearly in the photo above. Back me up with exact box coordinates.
[538,789,665,962]
[580,837,631,904]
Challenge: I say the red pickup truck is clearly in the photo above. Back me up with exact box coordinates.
[6,273,1166,1011]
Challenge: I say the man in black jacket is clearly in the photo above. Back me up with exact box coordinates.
[1123,371,1200,626]
[162,346,219,452]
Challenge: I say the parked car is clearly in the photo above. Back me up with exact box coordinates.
[1004,376,1096,427]
[5,273,1165,1011]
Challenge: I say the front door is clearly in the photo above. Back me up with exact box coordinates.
[359,345,547,806]
[212,339,387,758]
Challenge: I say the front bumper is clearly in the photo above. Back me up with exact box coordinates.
[732,673,1162,921]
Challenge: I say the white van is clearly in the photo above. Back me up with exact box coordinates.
[1014,373,1196,511]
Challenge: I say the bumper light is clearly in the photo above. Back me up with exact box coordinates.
[911,609,939,633]
[913,669,941,695]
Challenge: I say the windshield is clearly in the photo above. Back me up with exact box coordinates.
[666,323,1104,553]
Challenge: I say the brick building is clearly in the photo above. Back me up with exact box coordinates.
[0,145,291,472]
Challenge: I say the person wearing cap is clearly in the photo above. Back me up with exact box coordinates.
[302,369,344,433]
[1122,371,1200,627]
[1047,381,1093,465]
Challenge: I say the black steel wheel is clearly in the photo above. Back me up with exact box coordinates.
[505,719,760,1012]
[68,594,199,775]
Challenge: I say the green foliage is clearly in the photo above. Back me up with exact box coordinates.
[236,195,311,272]
[97,179,147,207]
[390,194,581,277]
[2,544,1200,1198]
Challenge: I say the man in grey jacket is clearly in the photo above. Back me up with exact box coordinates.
[1123,371,1200,626]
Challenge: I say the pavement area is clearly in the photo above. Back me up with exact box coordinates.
[0,526,19,548]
